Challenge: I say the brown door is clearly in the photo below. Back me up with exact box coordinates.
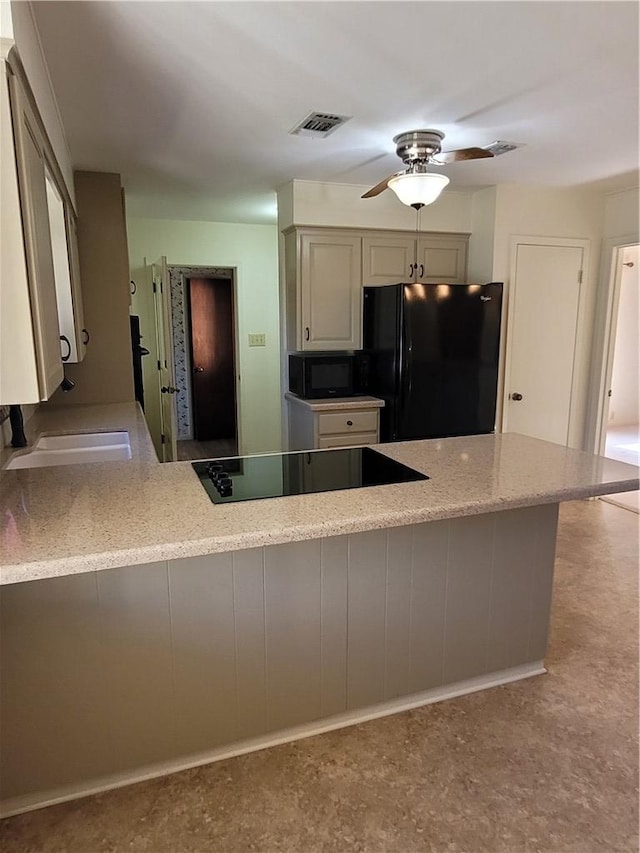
[187,277,237,441]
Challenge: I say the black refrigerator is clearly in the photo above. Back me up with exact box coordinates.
[363,282,503,442]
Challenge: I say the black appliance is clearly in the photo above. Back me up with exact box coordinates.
[193,447,428,504]
[363,282,503,442]
[288,352,367,399]
[130,315,150,411]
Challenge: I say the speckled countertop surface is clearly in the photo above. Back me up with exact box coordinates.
[284,394,385,411]
[0,403,637,584]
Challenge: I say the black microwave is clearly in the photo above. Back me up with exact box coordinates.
[289,352,367,399]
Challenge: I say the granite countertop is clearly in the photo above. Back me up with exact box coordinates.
[0,403,637,585]
[0,402,157,469]
[285,393,385,411]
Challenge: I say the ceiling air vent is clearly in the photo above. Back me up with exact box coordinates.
[483,140,521,156]
[289,112,351,139]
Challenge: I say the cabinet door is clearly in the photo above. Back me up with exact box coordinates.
[362,235,416,285]
[8,72,63,398]
[300,234,362,350]
[44,169,86,363]
[416,236,468,283]
[66,209,87,359]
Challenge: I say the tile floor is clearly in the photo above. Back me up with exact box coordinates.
[0,499,638,853]
[602,423,639,513]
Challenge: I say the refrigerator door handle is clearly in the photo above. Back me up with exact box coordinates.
[401,315,413,409]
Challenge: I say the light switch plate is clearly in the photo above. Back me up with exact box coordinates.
[248,333,266,347]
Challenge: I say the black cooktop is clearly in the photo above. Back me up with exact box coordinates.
[193,446,428,504]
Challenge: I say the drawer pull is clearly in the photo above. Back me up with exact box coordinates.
[60,335,71,362]
[346,420,353,426]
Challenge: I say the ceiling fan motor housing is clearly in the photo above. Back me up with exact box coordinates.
[393,129,445,164]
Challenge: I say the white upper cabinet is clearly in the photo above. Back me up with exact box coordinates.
[363,232,469,286]
[416,235,469,283]
[283,227,470,355]
[0,48,85,404]
[1,57,62,403]
[362,234,416,285]
[285,229,362,351]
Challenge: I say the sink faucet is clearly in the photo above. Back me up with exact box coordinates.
[9,405,27,448]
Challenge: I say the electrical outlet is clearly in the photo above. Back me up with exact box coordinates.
[248,333,266,347]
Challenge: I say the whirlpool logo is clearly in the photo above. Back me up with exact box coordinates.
[480,295,492,302]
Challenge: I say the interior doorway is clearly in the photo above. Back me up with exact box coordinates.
[187,276,237,446]
[600,244,639,513]
[166,265,240,462]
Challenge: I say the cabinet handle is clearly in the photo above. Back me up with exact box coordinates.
[81,328,90,345]
[346,420,353,426]
[409,263,415,278]
[305,326,310,342]
[60,335,71,362]
[418,264,424,279]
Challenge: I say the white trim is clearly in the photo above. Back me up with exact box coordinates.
[587,233,639,455]
[502,235,591,446]
[0,660,545,819]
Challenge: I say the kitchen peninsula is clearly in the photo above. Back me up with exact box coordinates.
[0,402,638,816]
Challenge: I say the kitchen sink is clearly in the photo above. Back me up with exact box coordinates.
[4,431,132,469]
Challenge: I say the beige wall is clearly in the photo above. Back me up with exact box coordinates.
[278,179,473,232]
[603,187,640,239]
[126,217,281,456]
[48,172,134,407]
[468,187,497,283]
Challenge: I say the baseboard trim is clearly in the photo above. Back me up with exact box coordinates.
[0,660,545,819]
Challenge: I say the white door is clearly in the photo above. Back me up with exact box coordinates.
[152,257,178,462]
[503,242,584,445]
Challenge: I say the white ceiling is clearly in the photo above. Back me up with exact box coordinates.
[31,0,639,225]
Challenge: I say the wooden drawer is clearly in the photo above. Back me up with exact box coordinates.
[317,410,378,436]
[318,431,379,449]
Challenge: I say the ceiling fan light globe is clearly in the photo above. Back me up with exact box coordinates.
[387,172,450,207]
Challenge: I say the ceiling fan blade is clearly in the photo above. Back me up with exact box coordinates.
[436,147,494,164]
[361,173,399,199]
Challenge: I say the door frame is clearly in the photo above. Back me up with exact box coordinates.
[169,265,242,453]
[153,257,178,462]
[587,234,639,456]
[501,235,590,445]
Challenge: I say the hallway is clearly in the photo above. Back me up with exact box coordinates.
[602,423,640,512]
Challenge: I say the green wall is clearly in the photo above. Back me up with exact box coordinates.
[127,217,282,455]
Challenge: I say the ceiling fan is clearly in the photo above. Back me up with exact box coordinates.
[362,129,493,209]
